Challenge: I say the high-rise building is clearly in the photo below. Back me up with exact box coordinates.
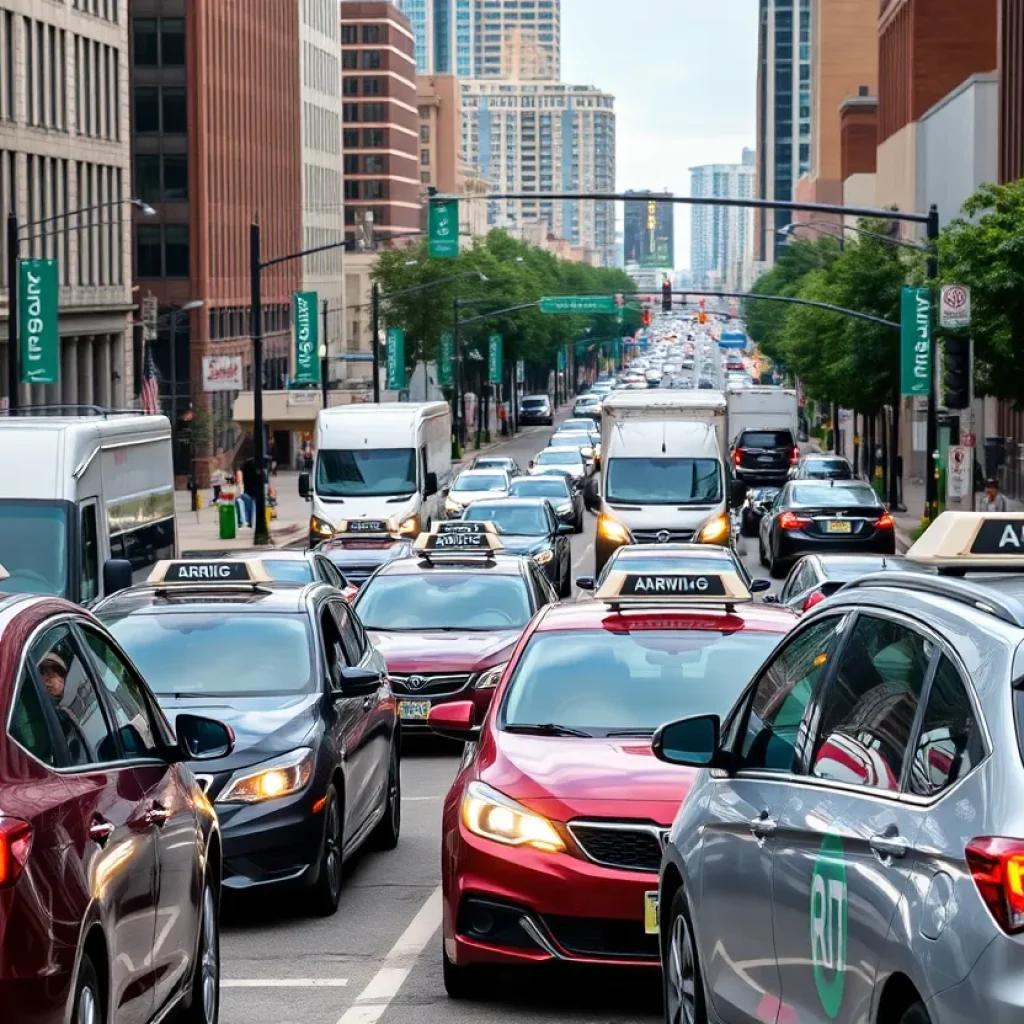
[130,0,303,476]
[460,80,615,265]
[1,0,133,411]
[622,191,674,270]
[999,0,1024,183]
[690,150,756,292]
[394,0,475,77]
[341,2,420,244]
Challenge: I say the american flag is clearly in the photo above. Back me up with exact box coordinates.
[140,348,161,415]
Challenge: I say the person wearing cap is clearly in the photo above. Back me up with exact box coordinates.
[39,651,69,702]
[982,476,1009,513]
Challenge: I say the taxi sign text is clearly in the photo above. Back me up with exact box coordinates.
[971,519,1024,554]
[436,521,489,536]
[621,574,727,597]
[164,562,252,582]
[425,533,489,550]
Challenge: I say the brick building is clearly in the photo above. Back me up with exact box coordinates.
[999,0,1024,182]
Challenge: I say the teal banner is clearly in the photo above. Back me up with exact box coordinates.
[488,334,503,385]
[900,286,932,397]
[386,327,406,391]
[437,332,454,387]
[19,259,60,385]
[429,198,459,258]
[292,291,320,385]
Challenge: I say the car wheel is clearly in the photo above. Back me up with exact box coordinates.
[663,889,706,1024]
[558,563,572,599]
[371,743,401,851]
[898,1002,931,1024]
[442,945,487,1000]
[182,878,220,1024]
[72,954,103,1024]
[307,785,343,916]
[574,512,583,534]
[768,546,788,580]
[758,535,768,568]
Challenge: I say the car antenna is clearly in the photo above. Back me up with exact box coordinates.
[830,478,835,487]
[662,421,667,455]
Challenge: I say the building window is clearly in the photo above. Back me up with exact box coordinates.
[364,180,383,199]
[134,153,161,202]
[361,50,381,69]
[342,50,357,69]
[365,155,384,173]
[343,77,359,96]
[363,77,381,95]
[136,224,161,276]
[344,180,360,200]
[420,148,430,165]
[362,103,384,122]
[362,25,382,43]
[363,127,383,147]
[160,18,185,66]
[163,154,187,200]
[341,24,358,44]
[133,18,158,66]
[343,128,359,147]
[420,124,430,142]
[133,86,159,132]
[343,154,359,174]
[343,103,359,122]
[421,171,431,183]
[164,225,189,276]
[162,87,186,132]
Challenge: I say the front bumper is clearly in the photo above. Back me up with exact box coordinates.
[735,465,792,484]
[444,824,661,968]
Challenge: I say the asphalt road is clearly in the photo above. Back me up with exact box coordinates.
[222,407,777,1024]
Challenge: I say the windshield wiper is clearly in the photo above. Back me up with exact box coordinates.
[504,722,593,738]
[605,728,655,737]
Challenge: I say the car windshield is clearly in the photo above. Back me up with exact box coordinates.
[501,629,782,735]
[522,398,547,408]
[509,478,570,499]
[606,457,722,505]
[553,434,593,447]
[802,460,852,478]
[453,473,506,493]
[475,460,512,471]
[537,450,582,466]
[102,612,313,696]
[259,559,315,583]
[316,448,416,498]
[356,573,531,630]
[742,431,794,448]
[0,502,69,597]
[792,484,879,506]
[464,504,549,536]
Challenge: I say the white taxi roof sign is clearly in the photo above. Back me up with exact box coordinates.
[595,570,752,605]
[413,520,504,554]
[907,512,1024,570]
[148,559,274,586]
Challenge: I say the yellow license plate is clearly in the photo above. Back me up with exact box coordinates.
[399,700,431,720]
[644,891,659,935]
[827,520,852,534]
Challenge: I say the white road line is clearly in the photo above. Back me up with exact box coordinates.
[403,795,440,801]
[335,886,442,1024]
[223,979,350,988]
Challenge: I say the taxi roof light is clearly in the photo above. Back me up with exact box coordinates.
[147,559,274,590]
[594,569,753,611]
[413,520,505,560]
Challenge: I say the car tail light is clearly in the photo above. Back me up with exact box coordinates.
[733,448,744,466]
[966,837,1024,933]
[778,511,811,531]
[791,447,800,465]
[0,817,33,887]
[872,513,895,529]
[802,590,826,613]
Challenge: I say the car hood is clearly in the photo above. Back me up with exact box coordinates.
[366,628,521,673]
[482,732,695,822]
[494,535,551,557]
[157,692,321,772]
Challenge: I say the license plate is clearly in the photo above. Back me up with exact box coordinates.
[398,700,431,721]
[644,891,659,935]
[827,520,852,534]
[757,455,774,463]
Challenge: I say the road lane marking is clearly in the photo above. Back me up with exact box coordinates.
[403,795,439,801]
[223,979,350,988]
[335,886,442,1024]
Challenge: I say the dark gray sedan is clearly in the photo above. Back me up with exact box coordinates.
[508,474,584,533]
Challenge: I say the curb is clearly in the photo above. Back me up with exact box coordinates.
[895,525,913,554]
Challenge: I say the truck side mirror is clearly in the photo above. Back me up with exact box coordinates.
[299,471,311,500]
[102,558,134,597]
[729,480,747,509]
[424,471,439,498]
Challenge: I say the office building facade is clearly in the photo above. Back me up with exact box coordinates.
[690,150,756,291]
[396,0,474,77]
[622,191,674,269]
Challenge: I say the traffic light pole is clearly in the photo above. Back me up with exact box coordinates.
[925,206,940,521]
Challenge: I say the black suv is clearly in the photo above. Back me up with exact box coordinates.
[731,427,798,485]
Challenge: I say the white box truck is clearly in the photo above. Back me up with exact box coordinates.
[302,402,453,547]
[726,386,799,486]
[595,391,742,574]
[0,413,176,604]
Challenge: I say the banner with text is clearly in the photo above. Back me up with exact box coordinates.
[19,259,60,385]
[900,286,932,397]
[488,334,503,385]
[292,291,320,385]
[386,327,406,391]
[437,332,454,387]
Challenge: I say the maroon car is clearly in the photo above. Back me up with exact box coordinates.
[0,590,233,1024]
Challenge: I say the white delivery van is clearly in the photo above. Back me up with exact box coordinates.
[302,402,452,546]
[726,386,800,486]
[595,391,743,574]
[0,414,176,604]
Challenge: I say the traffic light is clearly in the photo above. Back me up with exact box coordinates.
[662,281,672,312]
[943,334,971,409]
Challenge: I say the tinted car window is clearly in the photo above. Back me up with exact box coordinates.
[509,478,571,500]
[800,459,853,479]
[536,450,583,467]
[811,615,931,792]
[740,431,795,448]
[261,559,316,584]
[463,504,549,536]
[452,474,507,492]
[10,671,63,766]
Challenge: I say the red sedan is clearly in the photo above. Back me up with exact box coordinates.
[428,569,796,996]
[0,588,233,1024]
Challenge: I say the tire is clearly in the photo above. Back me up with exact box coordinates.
[663,888,707,1024]
[898,1002,931,1024]
[758,535,769,569]
[181,878,220,1024]
[442,945,487,1000]
[370,743,401,851]
[71,954,103,1024]
[307,785,343,916]
[769,547,788,580]
[574,513,584,534]
[558,562,572,599]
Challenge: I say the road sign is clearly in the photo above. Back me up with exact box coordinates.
[948,445,972,501]
[292,290,320,385]
[539,296,618,315]
[428,198,459,259]
[386,328,406,390]
[19,259,60,385]
[142,294,158,342]
[488,334,502,385]
[900,286,932,397]
[940,284,971,329]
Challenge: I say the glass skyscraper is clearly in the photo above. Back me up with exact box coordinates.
[395,0,475,76]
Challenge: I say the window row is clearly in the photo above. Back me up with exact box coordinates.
[134,85,186,134]
[341,25,385,45]
[342,154,386,174]
[343,179,386,200]
[342,75,383,97]
[343,127,386,148]
[72,0,120,24]
[304,0,339,39]
[303,100,340,156]
[342,102,387,123]
[303,40,339,96]
[134,152,188,203]
[132,17,185,68]
[341,49,383,70]
[136,223,190,278]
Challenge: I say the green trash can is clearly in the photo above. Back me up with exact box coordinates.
[218,501,236,540]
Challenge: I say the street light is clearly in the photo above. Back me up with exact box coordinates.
[6,197,156,413]
[319,342,328,409]
[779,220,929,253]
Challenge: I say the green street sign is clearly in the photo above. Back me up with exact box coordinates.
[437,332,454,387]
[539,295,618,315]
[557,348,566,371]
[900,286,932,397]
[19,259,60,385]
[488,334,503,385]
[429,198,459,258]
[292,290,320,385]
[386,327,406,391]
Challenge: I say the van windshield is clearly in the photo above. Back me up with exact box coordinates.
[0,502,69,597]
[605,458,722,505]
[316,448,417,498]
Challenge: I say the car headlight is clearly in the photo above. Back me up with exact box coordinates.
[217,748,314,804]
[697,513,731,545]
[311,515,335,537]
[474,662,507,689]
[556,503,572,515]
[533,550,554,565]
[445,497,464,512]
[598,515,630,544]
[461,781,564,852]
[397,514,419,536]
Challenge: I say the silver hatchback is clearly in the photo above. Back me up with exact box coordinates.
[653,511,1024,1024]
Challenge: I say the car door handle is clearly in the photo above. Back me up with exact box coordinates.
[146,803,170,828]
[89,818,115,847]
[749,813,777,839]
[870,829,908,861]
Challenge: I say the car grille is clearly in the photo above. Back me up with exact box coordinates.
[631,530,695,545]
[542,914,660,961]
[568,822,667,872]
[390,672,472,697]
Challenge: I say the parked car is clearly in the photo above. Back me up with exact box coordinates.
[518,395,553,426]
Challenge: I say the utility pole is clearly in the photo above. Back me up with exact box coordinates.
[250,223,269,546]
[321,299,329,409]
[6,213,20,413]
[371,283,381,403]
[925,204,940,520]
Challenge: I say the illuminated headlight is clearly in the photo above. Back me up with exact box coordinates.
[311,516,335,537]
[461,781,564,852]
[533,550,554,565]
[697,514,731,545]
[474,662,507,689]
[445,497,464,513]
[597,515,631,544]
[397,514,420,536]
[556,503,572,515]
[217,748,314,804]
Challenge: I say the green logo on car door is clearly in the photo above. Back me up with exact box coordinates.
[810,831,848,1018]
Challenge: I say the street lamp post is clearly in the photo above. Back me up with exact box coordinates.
[320,298,329,410]
[6,198,155,413]
[779,220,929,253]
[371,282,381,403]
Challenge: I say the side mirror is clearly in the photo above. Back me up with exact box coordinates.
[102,558,134,597]
[337,666,382,697]
[749,579,772,594]
[558,523,574,535]
[424,471,439,498]
[174,714,234,762]
[652,714,721,768]
[575,576,595,591]
[298,471,311,500]
[528,460,535,469]
[428,700,480,743]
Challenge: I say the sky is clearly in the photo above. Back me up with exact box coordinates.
[560,0,758,270]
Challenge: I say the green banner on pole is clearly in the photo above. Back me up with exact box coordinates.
[488,334,503,385]
[900,286,932,397]
[437,332,454,387]
[19,258,60,385]
[429,198,459,258]
[292,290,320,385]
[386,327,406,391]
[539,295,618,315]
[557,347,566,371]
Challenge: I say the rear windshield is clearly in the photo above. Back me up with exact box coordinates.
[802,460,852,478]
[453,474,506,492]
[509,478,570,499]
[260,559,315,583]
[740,431,794,448]
[792,484,879,507]
[522,398,548,407]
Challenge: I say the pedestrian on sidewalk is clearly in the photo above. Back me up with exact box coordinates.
[210,465,225,504]
[981,477,1009,513]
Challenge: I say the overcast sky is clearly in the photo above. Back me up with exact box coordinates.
[561,0,758,269]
